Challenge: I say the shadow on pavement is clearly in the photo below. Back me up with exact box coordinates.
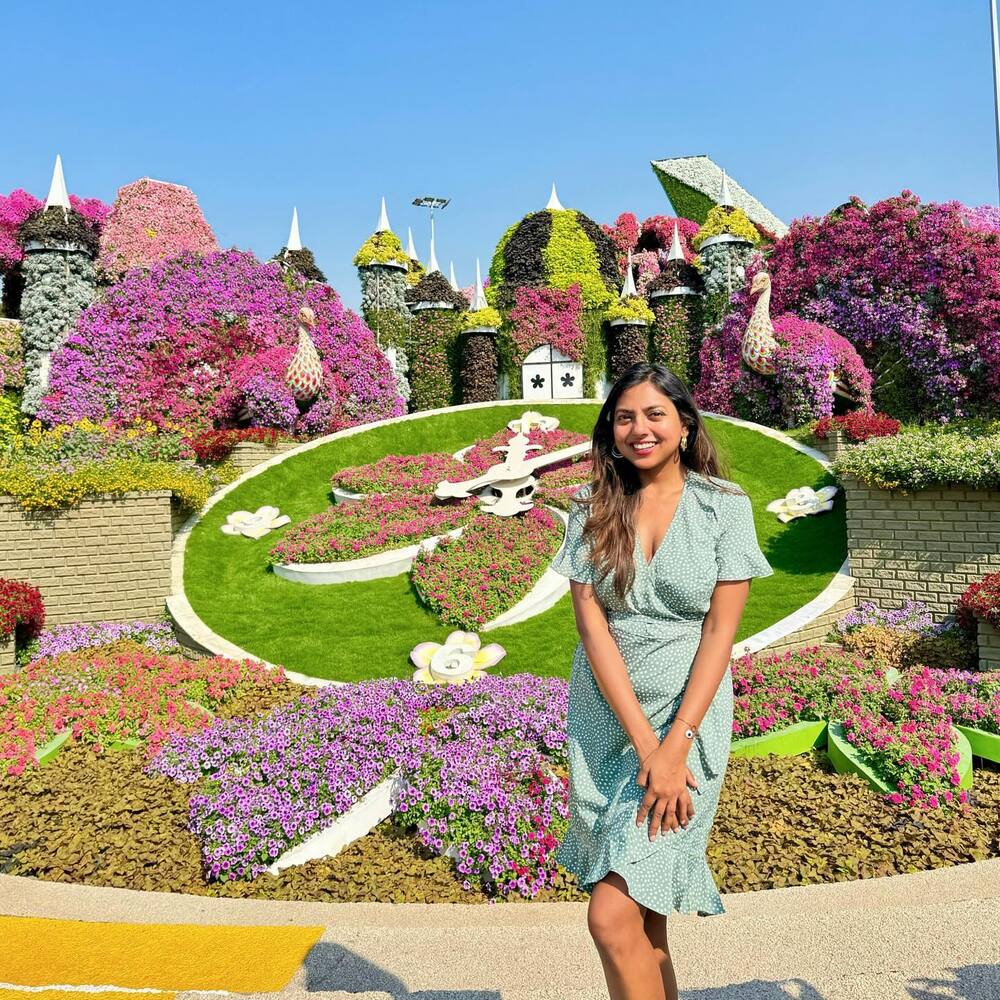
[906,964,1000,1000]
[303,940,500,998]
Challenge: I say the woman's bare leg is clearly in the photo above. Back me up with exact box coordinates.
[587,872,666,1000]
[643,908,679,1000]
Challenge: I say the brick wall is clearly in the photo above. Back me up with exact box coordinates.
[0,635,13,675]
[811,429,846,464]
[0,491,174,625]
[228,441,299,473]
[979,619,1000,671]
[840,474,1000,622]
[757,583,857,656]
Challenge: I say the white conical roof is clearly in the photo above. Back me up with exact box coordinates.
[286,207,302,251]
[427,218,440,273]
[449,261,459,291]
[471,258,488,311]
[44,154,71,211]
[546,182,564,211]
[406,226,418,260]
[376,196,391,233]
[719,170,734,208]
[667,222,685,261]
[620,249,637,299]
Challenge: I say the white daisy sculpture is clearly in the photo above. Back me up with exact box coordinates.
[766,486,839,523]
[221,506,291,539]
[410,631,507,685]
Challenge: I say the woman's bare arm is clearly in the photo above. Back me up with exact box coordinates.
[569,579,660,762]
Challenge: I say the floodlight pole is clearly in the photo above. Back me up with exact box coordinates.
[412,195,450,259]
[992,0,1000,204]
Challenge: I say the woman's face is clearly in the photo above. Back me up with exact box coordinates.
[611,380,686,472]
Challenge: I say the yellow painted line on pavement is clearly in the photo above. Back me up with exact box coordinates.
[0,992,172,1000]
[0,916,323,992]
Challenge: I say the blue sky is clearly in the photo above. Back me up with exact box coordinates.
[5,1,998,308]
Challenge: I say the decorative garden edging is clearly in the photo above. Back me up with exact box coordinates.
[331,485,364,504]
[826,721,974,794]
[273,526,466,585]
[169,402,851,680]
[956,724,1000,764]
[838,473,1000,625]
[730,720,828,758]
[0,635,14,675]
[1,491,175,626]
[978,618,1000,671]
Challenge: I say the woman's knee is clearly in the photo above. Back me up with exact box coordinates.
[587,875,643,954]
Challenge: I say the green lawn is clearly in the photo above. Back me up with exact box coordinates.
[184,403,846,682]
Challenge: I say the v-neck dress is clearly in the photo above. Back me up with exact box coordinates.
[549,471,774,916]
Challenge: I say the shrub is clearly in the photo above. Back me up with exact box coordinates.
[353,231,409,268]
[604,296,654,325]
[692,205,760,249]
[0,578,45,643]
[813,410,900,442]
[0,321,23,388]
[186,427,288,464]
[958,571,1000,631]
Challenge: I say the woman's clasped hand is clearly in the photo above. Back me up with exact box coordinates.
[636,739,699,839]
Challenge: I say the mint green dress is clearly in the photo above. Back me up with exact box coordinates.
[549,471,774,916]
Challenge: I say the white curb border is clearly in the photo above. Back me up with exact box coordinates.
[168,401,849,684]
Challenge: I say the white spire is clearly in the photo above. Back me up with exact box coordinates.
[719,170,734,209]
[376,196,391,233]
[406,226,418,260]
[471,258,488,311]
[44,154,71,212]
[286,207,302,251]
[620,249,637,299]
[545,182,564,211]
[427,217,440,274]
[667,221,685,261]
[449,261,459,291]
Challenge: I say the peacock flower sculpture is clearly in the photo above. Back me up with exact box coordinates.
[410,631,507,685]
[742,270,779,375]
[285,305,324,404]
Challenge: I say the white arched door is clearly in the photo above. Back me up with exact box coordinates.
[521,344,583,400]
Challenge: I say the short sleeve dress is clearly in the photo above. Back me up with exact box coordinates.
[549,470,773,916]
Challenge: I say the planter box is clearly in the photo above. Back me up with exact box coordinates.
[840,475,1000,624]
[0,634,14,675]
[977,618,1000,671]
[228,440,300,474]
[731,720,827,758]
[955,724,1000,764]
[0,491,174,626]
[826,721,973,794]
[812,428,848,464]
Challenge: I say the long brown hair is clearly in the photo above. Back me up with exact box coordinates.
[579,363,743,600]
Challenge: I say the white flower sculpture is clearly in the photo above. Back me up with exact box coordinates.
[221,506,291,539]
[410,631,507,685]
[507,410,560,433]
[766,486,839,523]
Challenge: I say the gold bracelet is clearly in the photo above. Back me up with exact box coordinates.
[674,715,700,738]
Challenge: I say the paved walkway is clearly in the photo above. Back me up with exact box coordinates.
[1,860,999,999]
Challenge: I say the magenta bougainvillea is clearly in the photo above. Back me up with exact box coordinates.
[97,178,219,281]
[765,192,1000,418]
[0,189,110,269]
[507,283,585,363]
[37,250,403,433]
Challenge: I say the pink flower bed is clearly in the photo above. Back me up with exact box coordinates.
[331,453,467,495]
[98,178,218,280]
[0,649,282,776]
[461,428,590,473]
[411,507,563,627]
[268,494,475,565]
[507,284,585,363]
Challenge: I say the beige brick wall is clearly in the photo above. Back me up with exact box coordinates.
[0,635,13,675]
[979,618,1000,671]
[840,474,1000,623]
[0,491,174,626]
[758,582,857,656]
[811,429,846,464]
[228,440,299,473]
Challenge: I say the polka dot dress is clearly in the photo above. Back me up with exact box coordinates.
[549,471,774,917]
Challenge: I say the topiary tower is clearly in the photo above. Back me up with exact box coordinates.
[457,259,501,403]
[605,250,653,381]
[488,184,618,398]
[648,222,704,385]
[18,156,99,415]
[272,207,326,283]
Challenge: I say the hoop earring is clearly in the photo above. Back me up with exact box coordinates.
[611,446,624,459]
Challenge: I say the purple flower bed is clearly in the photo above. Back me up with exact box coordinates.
[147,674,569,896]
[22,620,180,663]
[835,599,955,638]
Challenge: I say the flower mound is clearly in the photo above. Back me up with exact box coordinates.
[268,494,475,565]
[147,674,568,896]
[0,650,282,776]
[412,507,564,627]
[331,453,468,496]
[37,250,403,434]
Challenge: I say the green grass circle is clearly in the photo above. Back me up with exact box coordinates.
[184,403,846,682]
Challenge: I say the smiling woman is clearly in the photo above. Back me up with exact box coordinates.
[178,401,844,683]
